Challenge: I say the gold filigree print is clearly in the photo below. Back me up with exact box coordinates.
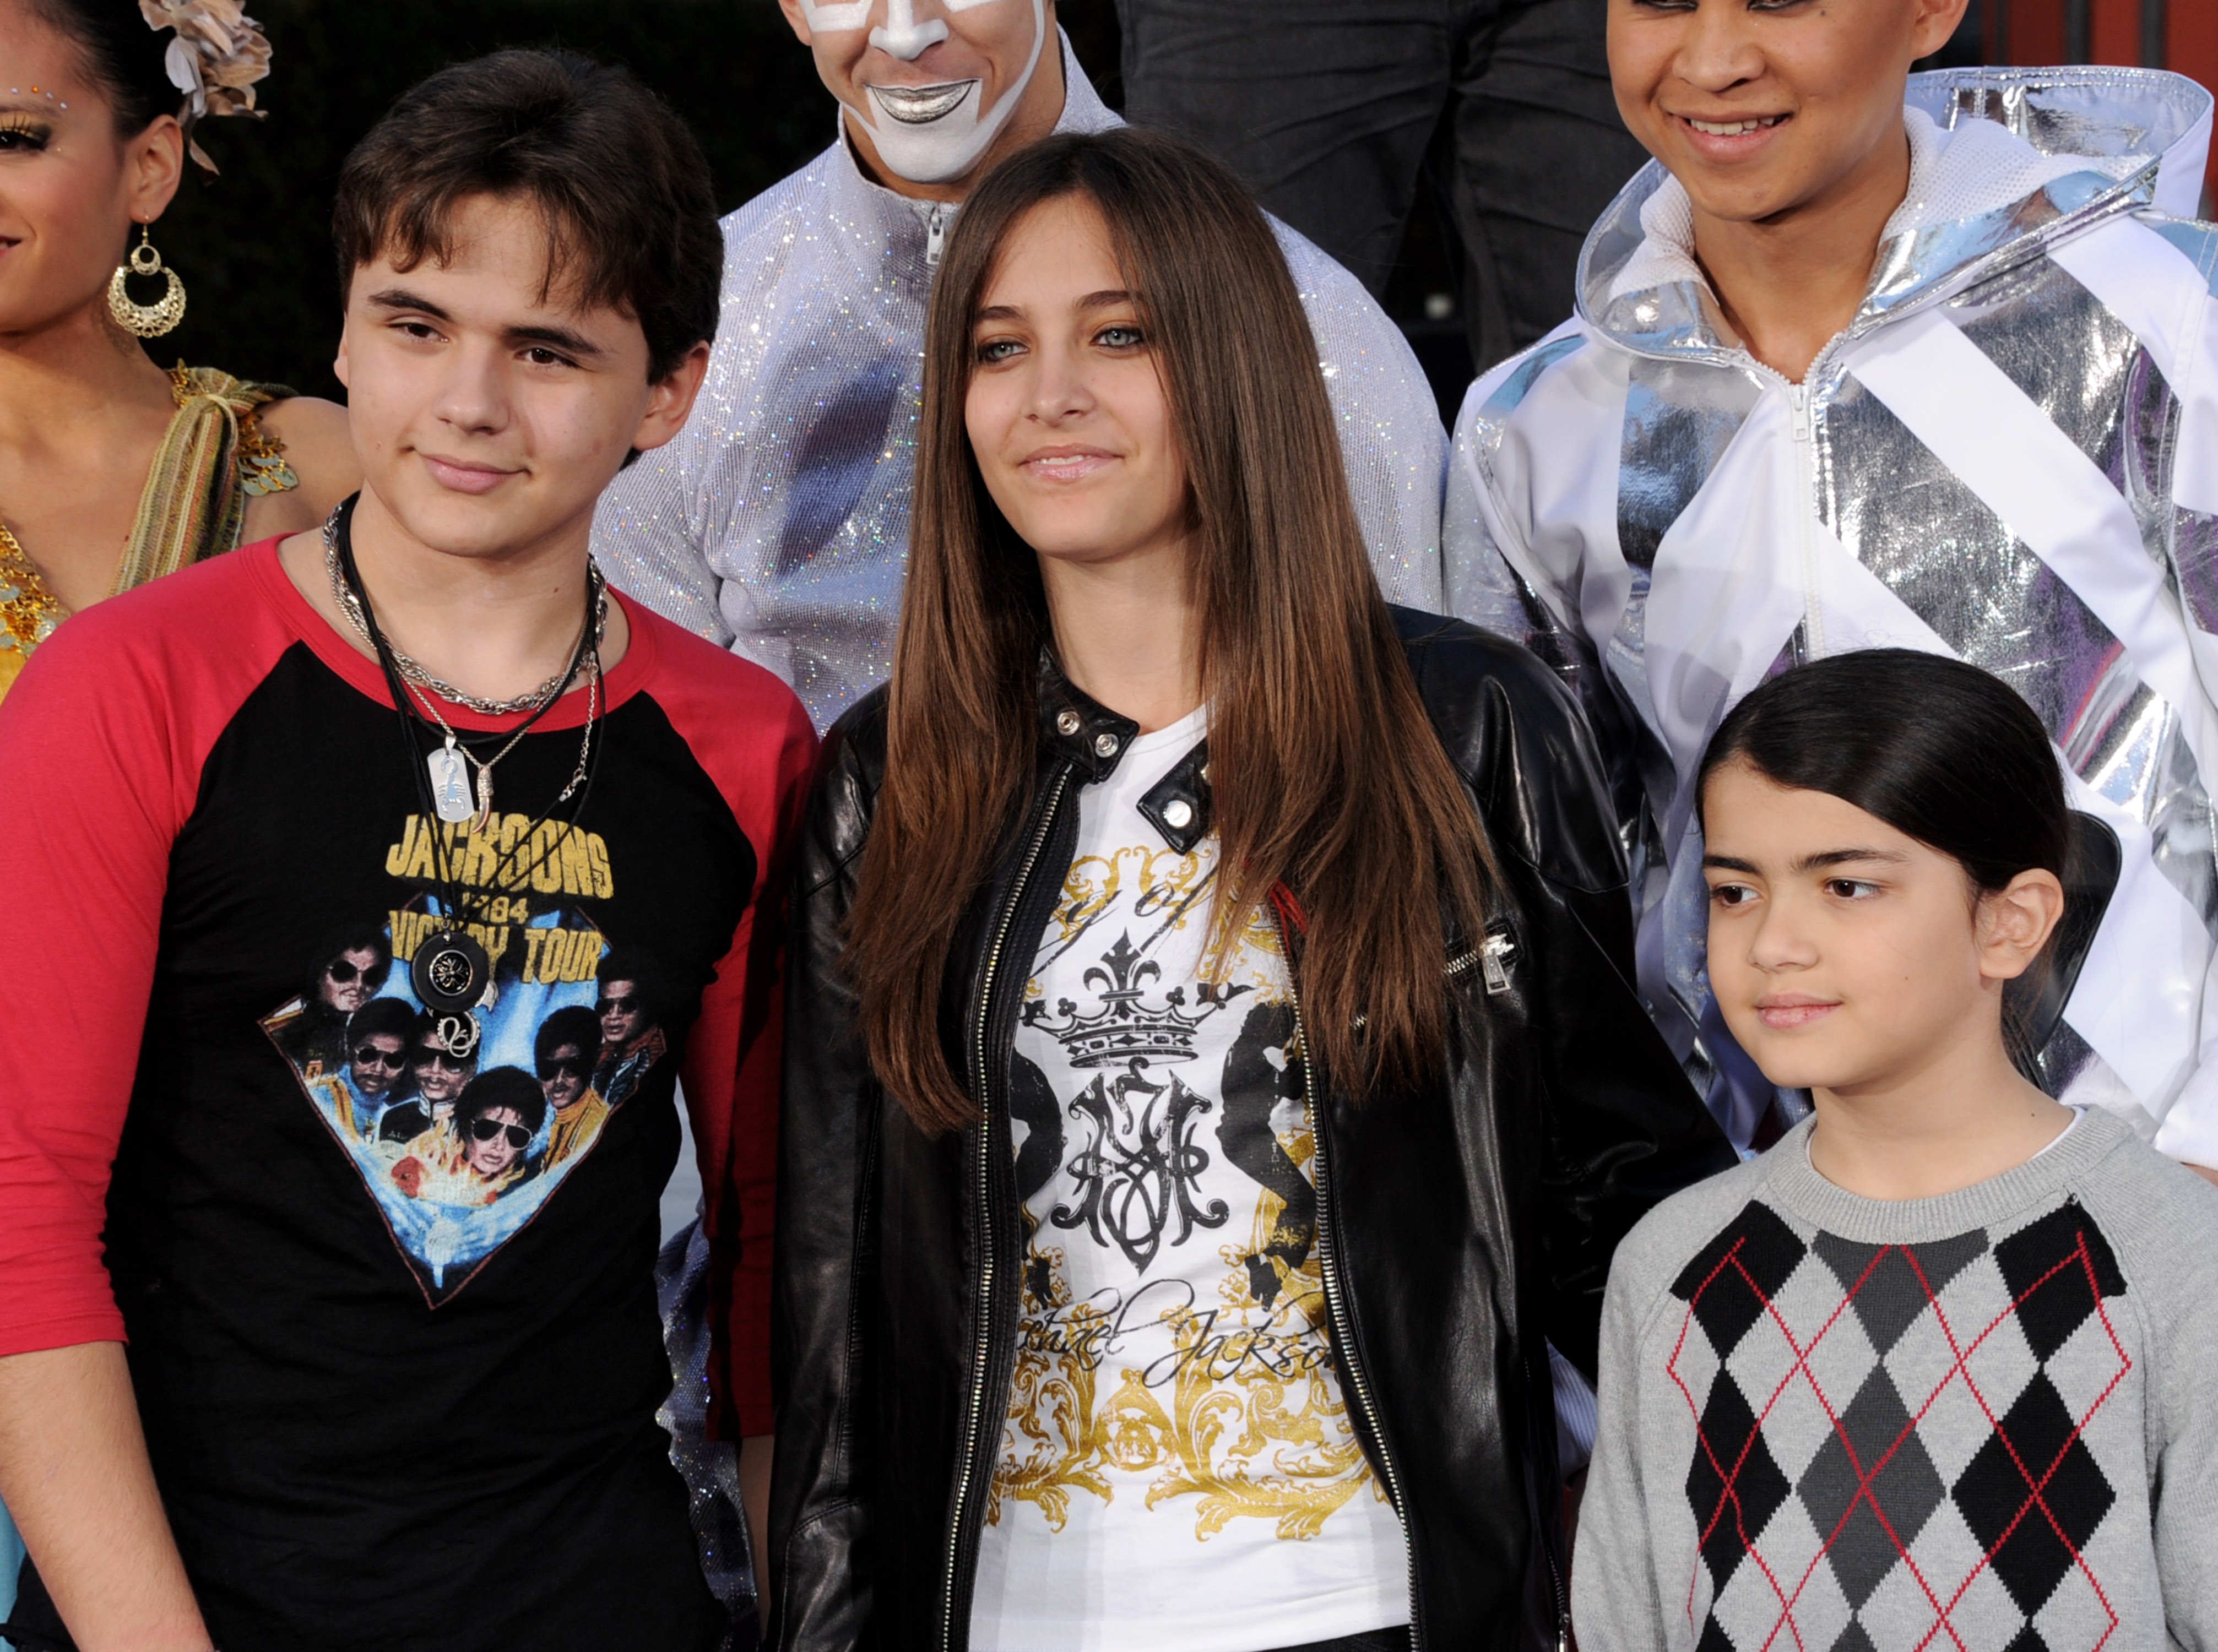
[994,831,1379,1548]
[988,1240,1112,1530]
[987,1066,1379,1540]
[1051,844,1208,950]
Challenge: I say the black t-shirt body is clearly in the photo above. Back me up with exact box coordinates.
[0,551,813,1651]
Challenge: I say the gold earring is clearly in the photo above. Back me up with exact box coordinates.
[107,225,187,338]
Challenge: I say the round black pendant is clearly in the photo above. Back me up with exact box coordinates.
[413,928,490,1015]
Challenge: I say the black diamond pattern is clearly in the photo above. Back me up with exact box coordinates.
[1688,1361,1793,1592]
[1952,1372,2116,1614]
[1673,1200,1809,1356]
[1797,1366,1945,1604]
[1995,1202,2127,1361]
[1671,1198,2135,1652]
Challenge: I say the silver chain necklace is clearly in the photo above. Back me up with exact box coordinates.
[405,647,599,831]
[322,509,608,716]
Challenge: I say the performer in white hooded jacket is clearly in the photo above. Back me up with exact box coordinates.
[1445,0,2218,1174]
[593,0,1448,729]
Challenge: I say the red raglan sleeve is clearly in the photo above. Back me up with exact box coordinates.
[0,578,261,1359]
[670,651,819,1439]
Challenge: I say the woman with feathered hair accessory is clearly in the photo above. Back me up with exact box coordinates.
[0,0,357,710]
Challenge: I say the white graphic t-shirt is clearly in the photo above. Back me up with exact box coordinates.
[969,709,1411,1652]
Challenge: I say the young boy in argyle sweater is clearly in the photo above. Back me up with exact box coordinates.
[1573,651,2218,1652]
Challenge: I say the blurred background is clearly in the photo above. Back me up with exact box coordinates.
[146,0,2218,426]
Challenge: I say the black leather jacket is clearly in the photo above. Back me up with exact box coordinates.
[769,609,1734,1652]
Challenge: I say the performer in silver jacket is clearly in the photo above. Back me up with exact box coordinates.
[593,9,1447,730]
[1448,64,2218,1170]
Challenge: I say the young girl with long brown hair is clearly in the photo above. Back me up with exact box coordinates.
[769,128,1729,1652]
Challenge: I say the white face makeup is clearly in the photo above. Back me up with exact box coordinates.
[799,0,1048,185]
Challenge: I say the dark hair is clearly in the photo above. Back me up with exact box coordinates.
[330,48,722,383]
[1698,649,2069,1059]
[455,1067,547,1136]
[309,926,392,996]
[596,947,665,1023]
[847,127,1496,1134]
[534,1005,603,1070]
[347,996,421,1048]
[26,0,179,134]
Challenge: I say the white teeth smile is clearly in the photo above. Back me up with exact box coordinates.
[867,81,977,124]
[1688,115,1786,136]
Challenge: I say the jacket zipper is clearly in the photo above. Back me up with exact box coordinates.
[1446,927,1517,995]
[1444,926,1567,1650]
[1788,381,1824,658]
[1279,907,1424,1649]
[942,765,1073,1652]
[1545,1529,1571,1652]
[925,202,950,269]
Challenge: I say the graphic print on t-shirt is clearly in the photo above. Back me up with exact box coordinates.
[261,811,670,1306]
[989,811,1382,1541]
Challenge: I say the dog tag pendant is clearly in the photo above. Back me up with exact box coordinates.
[429,738,473,824]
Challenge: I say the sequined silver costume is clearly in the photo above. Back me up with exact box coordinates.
[1446,67,2218,1164]
[592,34,1448,730]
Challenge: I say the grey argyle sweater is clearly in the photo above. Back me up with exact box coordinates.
[1573,1109,2218,1652]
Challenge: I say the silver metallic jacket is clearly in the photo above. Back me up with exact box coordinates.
[592,36,1448,731]
[1447,68,2218,1164]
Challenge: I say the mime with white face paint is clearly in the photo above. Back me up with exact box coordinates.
[590,0,1450,730]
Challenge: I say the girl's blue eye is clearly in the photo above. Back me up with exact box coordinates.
[976,338,1022,363]
[1097,325,1143,348]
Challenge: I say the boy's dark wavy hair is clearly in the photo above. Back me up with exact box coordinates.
[332,48,723,383]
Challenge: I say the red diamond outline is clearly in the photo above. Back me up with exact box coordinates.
[1668,1224,2132,1652]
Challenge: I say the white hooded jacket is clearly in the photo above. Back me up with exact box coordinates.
[1447,67,2218,1164]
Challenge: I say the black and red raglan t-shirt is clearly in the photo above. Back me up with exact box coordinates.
[0,540,815,1651]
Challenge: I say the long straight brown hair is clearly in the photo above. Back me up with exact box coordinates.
[849,128,1496,1134]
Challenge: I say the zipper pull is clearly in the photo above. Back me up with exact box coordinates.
[1559,1611,1571,1652]
[925,203,948,269]
[1482,930,1515,995]
[1790,382,1812,444]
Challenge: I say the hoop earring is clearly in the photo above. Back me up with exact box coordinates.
[107,225,187,338]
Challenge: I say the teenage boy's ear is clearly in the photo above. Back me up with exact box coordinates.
[629,341,714,456]
[1908,0,1973,64]
[778,0,817,48]
[1977,870,2066,984]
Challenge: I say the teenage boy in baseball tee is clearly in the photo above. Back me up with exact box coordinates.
[0,50,812,1652]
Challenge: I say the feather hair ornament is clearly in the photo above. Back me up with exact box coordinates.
[138,0,273,175]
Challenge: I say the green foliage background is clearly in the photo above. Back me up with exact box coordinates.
[150,0,1124,400]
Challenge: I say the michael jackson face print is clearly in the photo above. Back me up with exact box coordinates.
[262,813,669,1306]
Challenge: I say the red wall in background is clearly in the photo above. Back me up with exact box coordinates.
[2176,0,2218,139]
[1998,0,2067,62]
[1993,0,2216,211]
